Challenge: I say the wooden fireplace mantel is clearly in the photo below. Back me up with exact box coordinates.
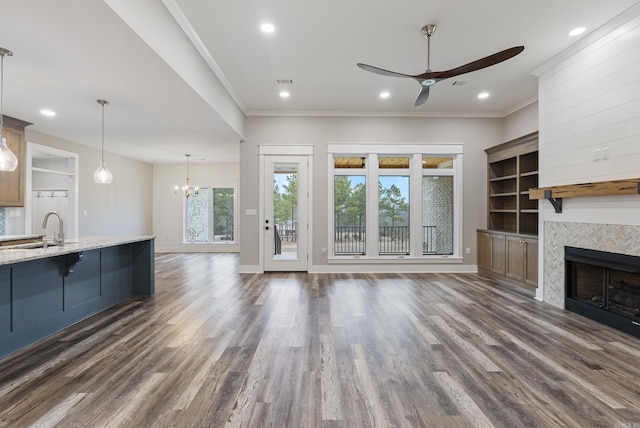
[529,178,640,213]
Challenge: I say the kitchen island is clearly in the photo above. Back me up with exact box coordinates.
[0,236,154,359]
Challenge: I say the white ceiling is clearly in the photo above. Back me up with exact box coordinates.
[1,0,638,164]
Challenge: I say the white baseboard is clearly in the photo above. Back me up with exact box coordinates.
[237,264,478,274]
[309,264,478,274]
[238,265,264,273]
[154,245,239,253]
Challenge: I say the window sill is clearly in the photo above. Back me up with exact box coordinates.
[327,255,462,264]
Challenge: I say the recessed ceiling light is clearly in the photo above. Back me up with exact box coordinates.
[379,91,390,99]
[279,91,290,98]
[40,109,56,117]
[260,23,275,33]
[478,92,490,100]
[569,27,586,37]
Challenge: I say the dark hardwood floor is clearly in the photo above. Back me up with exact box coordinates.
[1,253,640,427]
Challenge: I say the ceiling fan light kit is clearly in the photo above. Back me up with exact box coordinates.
[357,24,524,106]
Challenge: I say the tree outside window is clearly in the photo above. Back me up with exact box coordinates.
[274,174,298,242]
[334,175,366,254]
[378,177,409,254]
[213,188,234,241]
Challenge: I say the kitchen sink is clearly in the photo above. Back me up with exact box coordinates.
[0,241,58,250]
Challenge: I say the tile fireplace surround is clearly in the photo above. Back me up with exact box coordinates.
[543,221,640,308]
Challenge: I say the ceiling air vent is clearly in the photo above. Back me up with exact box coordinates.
[276,79,294,85]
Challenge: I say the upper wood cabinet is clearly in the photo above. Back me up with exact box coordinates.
[485,132,538,235]
[0,116,30,207]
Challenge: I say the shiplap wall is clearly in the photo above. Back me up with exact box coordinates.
[534,5,640,303]
[538,8,640,187]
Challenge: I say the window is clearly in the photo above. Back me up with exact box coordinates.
[213,188,235,241]
[184,187,236,244]
[378,176,409,254]
[273,170,298,248]
[422,156,454,256]
[328,145,462,261]
[334,156,367,255]
[185,189,209,243]
[334,175,366,254]
[422,176,453,255]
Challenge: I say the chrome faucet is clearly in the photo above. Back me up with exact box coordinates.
[42,211,65,247]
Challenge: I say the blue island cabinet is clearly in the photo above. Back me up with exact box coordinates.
[0,266,10,336]
[0,239,154,359]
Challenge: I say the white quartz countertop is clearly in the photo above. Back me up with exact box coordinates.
[0,236,155,266]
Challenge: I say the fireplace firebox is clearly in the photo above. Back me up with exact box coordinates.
[565,246,640,339]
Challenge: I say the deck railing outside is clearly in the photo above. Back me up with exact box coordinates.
[333,225,437,255]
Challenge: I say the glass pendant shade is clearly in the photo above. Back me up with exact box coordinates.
[94,159,113,183]
[0,136,18,171]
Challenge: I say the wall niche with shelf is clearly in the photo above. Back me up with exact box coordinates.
[27,142,79,240]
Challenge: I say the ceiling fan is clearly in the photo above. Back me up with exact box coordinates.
[357,24,524,106]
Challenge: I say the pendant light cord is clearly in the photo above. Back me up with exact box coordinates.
[101,101,105,160]
[96,99,109,162]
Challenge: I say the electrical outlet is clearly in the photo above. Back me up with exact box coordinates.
[601,147,609,160]
[594,148,601,161]
[465,247,471,255]
[321,248,327,255]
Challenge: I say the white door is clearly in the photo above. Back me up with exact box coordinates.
[263,155,309,271]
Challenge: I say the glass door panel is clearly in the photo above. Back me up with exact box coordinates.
[264,156,308,271]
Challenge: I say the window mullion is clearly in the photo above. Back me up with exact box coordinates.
[410,154,422,257]
[209,188,214,243]
[367,153,379,256]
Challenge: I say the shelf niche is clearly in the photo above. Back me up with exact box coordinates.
[485,132,538,235]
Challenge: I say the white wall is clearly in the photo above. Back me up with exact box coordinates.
[153,162,240,252]
[25,129,153,236]
[240,115,507,271]
[503,101,538,143]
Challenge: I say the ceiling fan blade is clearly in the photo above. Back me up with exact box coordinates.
[414,86,430,106]
[434,46,524,79]
[357,63,413,79]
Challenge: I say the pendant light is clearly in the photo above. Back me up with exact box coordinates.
[174,154,199,198]
[0,47,18,172]
[94,99,113,183]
